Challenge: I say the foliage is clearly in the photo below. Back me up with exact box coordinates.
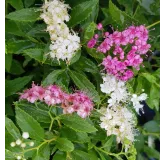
[5,0,160,159]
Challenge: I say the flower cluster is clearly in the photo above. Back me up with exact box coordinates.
[41,0,80,61]
[19,82,93,118]
[10,132,34,160]
[87,24,151,81]
[86,23,149,146]
[100,74,129,107]
[99,107,137,143]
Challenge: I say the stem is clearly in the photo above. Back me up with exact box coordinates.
[24,137,57,153]
[146,21,160,29]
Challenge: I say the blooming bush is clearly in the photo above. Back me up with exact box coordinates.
[5,0,160,159]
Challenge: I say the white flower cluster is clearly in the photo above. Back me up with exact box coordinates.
[100,74,129,107]
[131,93,147,114]
[99,107,137,143]
[99,74,148,146]
[10,132,34,160]
[41,0,80,61]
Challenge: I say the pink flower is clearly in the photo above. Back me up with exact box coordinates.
[87,38,96,48]
[97,23,103,30]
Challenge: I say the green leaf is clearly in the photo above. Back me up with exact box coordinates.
[15,107,44,141]
[68,0,99,27]
[71,150,90,160]
[117,0,134,15]
[6,8,41,22]
[143,120,160,133]
[140,73,157,84]
[68,70,100,103]
[24,0,35,8]
[137,0,160,15]
[16,102,51,123]
[55,138,74,152]
[5,54,12,72]
[42,69,65,86]
[69,50,81,65]
[144,146,160,159]
[33,144,50,160]
[5,20,25,37]
[7,40,36,54]
[7,0,23,10]
[134,133,144,152]
[8,59,25,75]
[5,149,15,160]
[109,0,138,28]
[86,47,105,60]
[72,56,98,74]
[5,117,21,140]
[53,151,66,160]
[5,75,33,97]
[23,48,45,63]
[103,135,116,148]
[60,127,89,143]
[146,83,160,110]
[84,22,96,42]
[60,114,97,133]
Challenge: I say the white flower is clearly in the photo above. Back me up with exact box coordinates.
[22,132,29,139]
[100,74,129,107]
[10,142,16,147]
[16,156,22,160]
[16,139,22,145]
[21,143,26,148]
[98,106,136,144]
[131,93,147,114]
[41,0,80,62]
[29,141,34,147]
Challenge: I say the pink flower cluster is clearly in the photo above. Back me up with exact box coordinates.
[87,24,151,81]
[19,82,94,118]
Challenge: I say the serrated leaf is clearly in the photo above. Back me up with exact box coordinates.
[7,0,23,10]
[7,40,36,54]
[23,48,45,62]
[72,56,98,73]
[42,69,65,86]
[109,0,138,28]
[5,117,21,140]
[16,102,51,123]
[60,114,97,133]
[60,127,89,143]
[68,70,100,103]
[15,107,44,141]
[5,54,12,72]
[68,0,99,27]
[55,138,74,152]
[71,150,90,160]
[33,144,50,160]
[5,20,25,37]
[5,75,33,97]
[6,8,41,22]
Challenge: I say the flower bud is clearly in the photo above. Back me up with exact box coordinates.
[22,132,29,139]
[16,139,22,145]
[10,142,16,147]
